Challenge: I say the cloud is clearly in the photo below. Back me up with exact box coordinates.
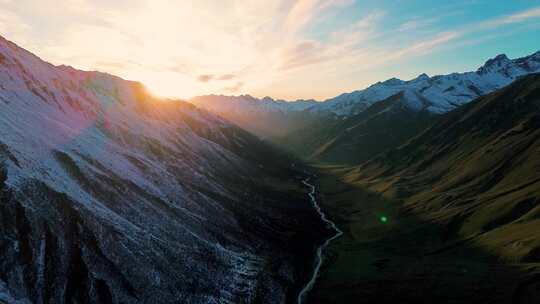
[224,81,244,93]
[397,17,437,32]
[198,74,214,82]
[0,8,31,45]
[479,6,540,28]
[426,6,540,53]
[279,10,383,71]
[282,0,355,36]
[0,0,381,98]
[390,31,460,60]
[345,6,540,75]
[217,74,236,80]
[197,73,236,83]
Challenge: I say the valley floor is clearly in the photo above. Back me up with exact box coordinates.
[306,165,540,304]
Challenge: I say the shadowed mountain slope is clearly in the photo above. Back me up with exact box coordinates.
[357,73,540,262]
[309,74,540,303]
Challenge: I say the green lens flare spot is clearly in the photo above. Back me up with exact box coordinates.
[380,216,388,223]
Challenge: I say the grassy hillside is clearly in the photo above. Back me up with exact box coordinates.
[309,74,540,303]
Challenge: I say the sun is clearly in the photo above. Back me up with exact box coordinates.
[128,70,202,100]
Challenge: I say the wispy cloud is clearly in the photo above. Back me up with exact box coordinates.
[279,10,384,71]
[479,6,540,28]
[0,7,30,45]
[224,81,244,93]
[282,0,354,35]
[0,1,538,100]
[386,31,461,61]
[397,17,438,32]
[197,73,237,82]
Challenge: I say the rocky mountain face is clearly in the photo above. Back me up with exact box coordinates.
[0,36,327,303]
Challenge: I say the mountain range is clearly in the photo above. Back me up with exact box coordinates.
[194,51,540,117]
[312,52,540,115]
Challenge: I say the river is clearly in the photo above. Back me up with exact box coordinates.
[297,178,343,304]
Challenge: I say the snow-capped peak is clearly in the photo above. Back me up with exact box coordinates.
[477,53,512,74]
[414,73,430,81]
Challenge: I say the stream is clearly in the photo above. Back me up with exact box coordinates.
[297,178,343,304]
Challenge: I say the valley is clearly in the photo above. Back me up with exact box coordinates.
[194,53,540,303]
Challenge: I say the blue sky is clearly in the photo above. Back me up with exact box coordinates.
[1,0,539,100]
[290,0,540,98]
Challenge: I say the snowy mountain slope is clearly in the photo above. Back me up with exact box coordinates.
[0,35,325,303]
[315,51,540,115]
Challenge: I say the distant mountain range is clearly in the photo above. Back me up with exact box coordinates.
[193,50,540,165]
[313,52,540,115]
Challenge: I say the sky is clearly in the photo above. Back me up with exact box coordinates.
[0,0,539,101]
